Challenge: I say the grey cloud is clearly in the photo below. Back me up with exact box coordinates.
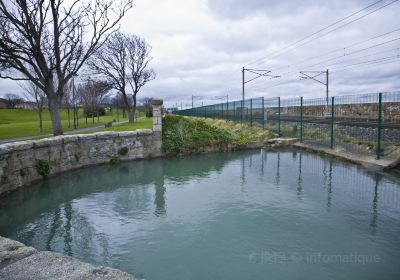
[206,0,365,20]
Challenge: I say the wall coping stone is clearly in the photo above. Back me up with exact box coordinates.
[118,131,138,137]
[136,129,153,136]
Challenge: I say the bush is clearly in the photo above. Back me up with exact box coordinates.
[35,159,50,178]
[110,156,120,165]
[84,107,106,117]
[118,147,129,156]
[162,115,231,156]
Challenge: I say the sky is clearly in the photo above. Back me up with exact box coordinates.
[1,0,400,108]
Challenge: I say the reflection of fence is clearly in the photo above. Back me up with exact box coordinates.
[174,92,400,160]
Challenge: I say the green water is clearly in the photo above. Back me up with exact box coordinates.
[1,149,400,280]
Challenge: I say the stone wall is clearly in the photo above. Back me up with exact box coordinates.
[0,130,162,196]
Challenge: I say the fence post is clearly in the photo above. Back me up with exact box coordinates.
[241,100,244,124]
[233,101,236,121]
[300,97,303,142]
[376,92,383,160]
[226,100,229,121]
[330,96,335,149]
[262,97,265,130]
[250,99,253,127]
[278,97,281,137]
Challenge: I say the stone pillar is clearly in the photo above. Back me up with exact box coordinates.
[151,99,163,133]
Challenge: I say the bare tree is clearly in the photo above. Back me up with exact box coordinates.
[89,32,155,123]
[3,93,23,108]
[127,35,156,121]
[20,82,47,132]
[0,0,133,135]
[78,80,111,124]
[140,97,153,117]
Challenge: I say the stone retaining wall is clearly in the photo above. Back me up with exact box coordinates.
[0,130,162,197]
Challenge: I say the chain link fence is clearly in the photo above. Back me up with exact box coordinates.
[174,92,400,161]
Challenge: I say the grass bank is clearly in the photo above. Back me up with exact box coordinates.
[162,115,275,156]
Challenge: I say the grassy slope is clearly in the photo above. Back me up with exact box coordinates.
[0,108,141,139]
[162,115,275,156]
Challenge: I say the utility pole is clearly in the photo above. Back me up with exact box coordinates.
[242,67,280,123]
[299,69,330,113]
[326,69,329,109]
[192,95,194,108]
[242,67,245,123]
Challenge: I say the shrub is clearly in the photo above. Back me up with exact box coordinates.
[19,169,26,177]
[118,147,129,156]
[110,156,120,165]
[35,159,50,178]
[84,107,106,117]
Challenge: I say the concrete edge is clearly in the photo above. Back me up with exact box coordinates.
[292,142,395,171]
[0,236,139,280]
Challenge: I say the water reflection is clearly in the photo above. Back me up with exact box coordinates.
[0,149,399,280]
[297,152,303,199]
[370,174,381,236]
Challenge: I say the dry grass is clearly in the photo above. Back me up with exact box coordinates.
[200,118,276,145]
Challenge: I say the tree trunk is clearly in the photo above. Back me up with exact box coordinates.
[127,107,134,123]
[67,108,70,128]
[132,94,137,122]
[48,95,63,136]
[73,106,77,129]
[38,108,43,133]
[76,106,79,126]
[97,108,100,122]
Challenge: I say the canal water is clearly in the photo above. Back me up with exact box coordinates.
[0,149,399,280]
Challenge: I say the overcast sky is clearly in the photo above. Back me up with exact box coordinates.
[1,0,399,108]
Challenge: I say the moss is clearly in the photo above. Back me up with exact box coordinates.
[19,169,26,177]
[118,147,129,156]
[110,156,120,165]
[35,159,50,178]
[1,174,8,184]
[74,153,81,162]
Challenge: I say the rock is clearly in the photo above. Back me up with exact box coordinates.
[0,236,37,269]
[0,236,138,280]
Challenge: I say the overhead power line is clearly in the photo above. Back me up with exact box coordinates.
[246,0,399,68]
[272,27,400,72]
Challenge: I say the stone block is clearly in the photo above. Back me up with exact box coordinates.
[7,141,34,152]
[0,250,137,280]
[95,131,118,139]
[78,134,96,141]
[118,131,138,137]
[0,236,37,269]
[136,129,153,136]
[62,135,78,143]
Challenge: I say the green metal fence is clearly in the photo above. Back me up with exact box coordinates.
[174,92,400,160]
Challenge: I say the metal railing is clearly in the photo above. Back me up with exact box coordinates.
[174,92,400,160]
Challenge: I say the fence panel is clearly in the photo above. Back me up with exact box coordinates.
[172,92,400,161]
[302,97,332,148]
[381,91,400,160]
[280,97,302,139]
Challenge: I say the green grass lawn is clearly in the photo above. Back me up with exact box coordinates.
[0,108,143,140]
